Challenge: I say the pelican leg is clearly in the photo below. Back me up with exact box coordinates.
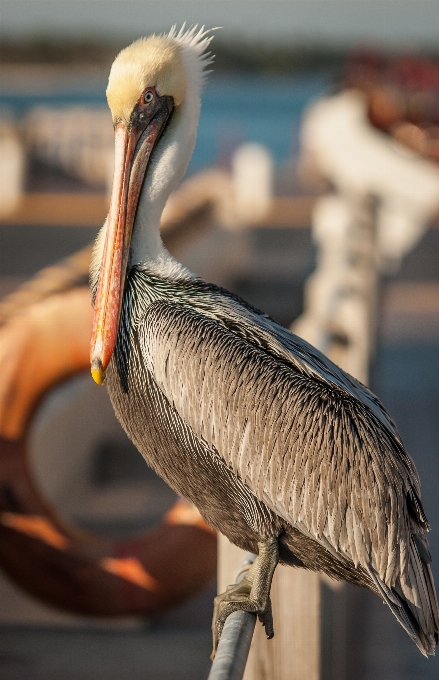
[211,537,279,658]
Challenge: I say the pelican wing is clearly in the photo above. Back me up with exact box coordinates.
[138,294,438,652]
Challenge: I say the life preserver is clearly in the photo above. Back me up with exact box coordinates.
[0,253,216,617]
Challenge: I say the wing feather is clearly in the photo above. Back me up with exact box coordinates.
[137,297,437,652]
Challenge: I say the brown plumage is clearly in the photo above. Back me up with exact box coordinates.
[94,270,438,655]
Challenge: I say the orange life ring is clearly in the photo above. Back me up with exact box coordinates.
[0,254,217,617]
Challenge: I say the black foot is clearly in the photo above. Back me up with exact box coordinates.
[211,537,279,659]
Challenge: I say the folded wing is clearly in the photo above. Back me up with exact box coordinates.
[139,297,438,654]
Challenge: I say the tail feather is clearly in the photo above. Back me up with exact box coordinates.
[369,541,439,657]
[369,569,429,656]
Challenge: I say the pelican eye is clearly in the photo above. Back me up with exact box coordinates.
[143,91,154,104]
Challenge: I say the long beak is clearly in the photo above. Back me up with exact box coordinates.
[90,98,173,385]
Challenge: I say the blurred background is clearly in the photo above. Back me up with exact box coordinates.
[0,2,438,679]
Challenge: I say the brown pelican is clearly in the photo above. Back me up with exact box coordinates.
[89,26,438,656]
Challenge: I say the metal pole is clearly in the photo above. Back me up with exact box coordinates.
[208,553,256,680]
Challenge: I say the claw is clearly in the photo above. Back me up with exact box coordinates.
[258,597,274,639]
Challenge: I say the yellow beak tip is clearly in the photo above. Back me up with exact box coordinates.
[91,366,106,385]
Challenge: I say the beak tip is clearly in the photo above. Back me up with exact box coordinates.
[91,358,106,386]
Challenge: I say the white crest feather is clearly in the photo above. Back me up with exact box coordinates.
[169,24,217,89]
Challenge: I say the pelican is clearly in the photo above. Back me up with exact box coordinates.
[89,26,438,656]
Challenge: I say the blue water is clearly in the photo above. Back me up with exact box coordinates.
[0,72,332,170]
[193,73,332,170]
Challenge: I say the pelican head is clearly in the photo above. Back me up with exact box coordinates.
[90,26,214,385]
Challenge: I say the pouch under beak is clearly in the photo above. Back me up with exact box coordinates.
[90,96,173,384]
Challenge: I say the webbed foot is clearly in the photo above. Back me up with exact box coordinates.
[211,537,279,659]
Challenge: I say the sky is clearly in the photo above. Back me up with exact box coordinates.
[1,0,438,47]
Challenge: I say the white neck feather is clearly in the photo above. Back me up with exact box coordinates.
[129,97,198,276]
